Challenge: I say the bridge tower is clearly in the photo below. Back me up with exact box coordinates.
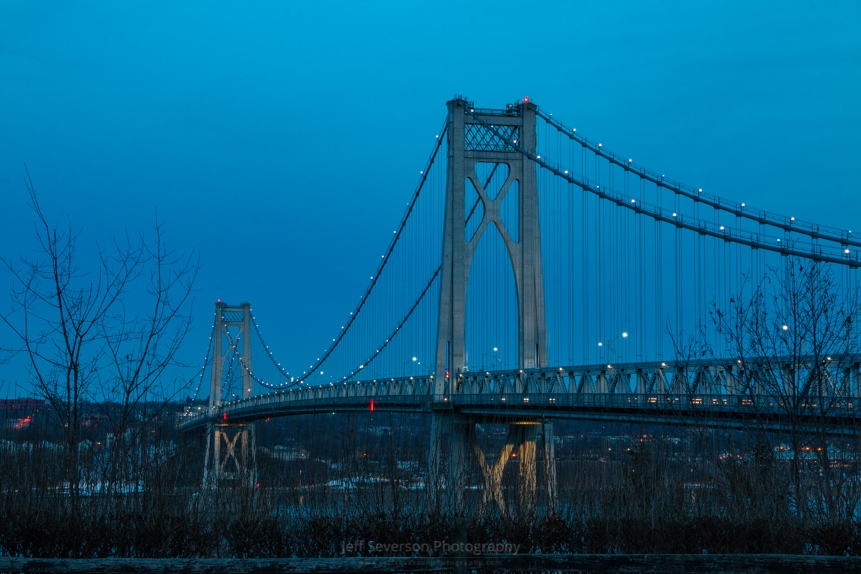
[202,301,257,488]
[434,97,547,389]
[431,98,555,516]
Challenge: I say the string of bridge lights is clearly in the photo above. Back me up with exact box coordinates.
[464,106,858,267]
[290,119,449,386]
[182,310,218,416]
[250,309,293,382]
[335,152,505,380]
[219,331,242,402]
[534,108,858,250]
[335,266,442,384]
[546,155,855,263]
[211,322,293,392]
[332,163,500,385]
[222,302,432,392]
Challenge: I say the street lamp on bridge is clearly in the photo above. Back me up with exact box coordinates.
[482,346,501,371]
[598,332,629,367]
[402,356,421,376]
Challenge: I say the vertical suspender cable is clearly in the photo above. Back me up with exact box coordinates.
[675,192,682,347]
[656,180,663,359]
[582,145,588,363]
[568,129,575,365]
[596,148,603,355]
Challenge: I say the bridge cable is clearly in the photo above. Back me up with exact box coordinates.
[248,310,293,384]
[464,108,860,268]
[340,163,501,381]
[337,266,441,383]
[248,157,491,388]
[535,108,860,249]
[291,119,449,385]
[182,317,217,416]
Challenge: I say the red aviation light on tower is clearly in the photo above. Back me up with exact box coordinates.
[509,97,531,112]
[222,412,228,421]
[369,399,375,412]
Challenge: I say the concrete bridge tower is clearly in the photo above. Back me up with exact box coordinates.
[431,98,555,516]
[434,97,547,389]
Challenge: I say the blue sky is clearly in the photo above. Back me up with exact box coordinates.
[1,1,860,397]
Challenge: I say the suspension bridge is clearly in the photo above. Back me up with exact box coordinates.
[178,97,861,512]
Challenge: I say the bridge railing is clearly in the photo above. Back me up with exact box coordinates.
[448,392,859,419]
[178,357,861,429]
[178,390,861,431]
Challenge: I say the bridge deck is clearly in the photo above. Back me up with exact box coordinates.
[179,391,861,433]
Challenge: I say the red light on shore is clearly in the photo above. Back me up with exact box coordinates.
[370,399,375,412]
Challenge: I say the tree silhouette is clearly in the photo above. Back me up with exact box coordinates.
[710,259,860,520]
[0,172,198,507]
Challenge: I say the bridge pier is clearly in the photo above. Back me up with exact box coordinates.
[203,422,257,488]
[543,422,557,515]
[430,411,557,517]
[428,412,470,513]
[514,423,537,517]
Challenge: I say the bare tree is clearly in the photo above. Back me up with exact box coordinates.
[710,258,860,520]
[0,173,197,506]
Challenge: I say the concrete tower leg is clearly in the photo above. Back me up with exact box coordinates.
[852,362,861,397]
[459,418,556,517]
[470,428,517,514]
[428,411,444,506]
[517,424,538,517]
[542,422,558,515]
[202,423,214,488]
[428,412,472,515]
[447,420,470,515]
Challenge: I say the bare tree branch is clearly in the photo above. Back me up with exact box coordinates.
[0,172,198,504]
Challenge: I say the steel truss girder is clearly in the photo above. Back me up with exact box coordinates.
[180,355,861,432]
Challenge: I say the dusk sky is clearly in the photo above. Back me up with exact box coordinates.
[1,1,860,397]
